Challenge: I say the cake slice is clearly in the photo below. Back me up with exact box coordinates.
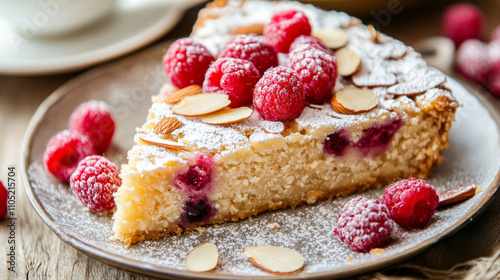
[113,0,458,245]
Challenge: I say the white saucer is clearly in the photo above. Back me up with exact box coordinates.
[0,0,203,75]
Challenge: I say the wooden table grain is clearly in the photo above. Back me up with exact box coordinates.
[1,1,499,279]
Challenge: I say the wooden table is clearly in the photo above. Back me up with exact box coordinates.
[1,1,499,279]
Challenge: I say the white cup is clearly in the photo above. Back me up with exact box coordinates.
[0,0,116,38]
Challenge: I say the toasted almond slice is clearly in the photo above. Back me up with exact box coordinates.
[312,28,347,49]
[335,47,361,76]
[243,245,304,275]
[201,107,253,125]
[172,93,231,117]
[232,23,264,35]
[185,242,219,272]
[438,184,478,207]
[138,135,184,149]
[367,25,379,43]
[153,116,183,135]
[331,87,379,114]
[163,85,202,104]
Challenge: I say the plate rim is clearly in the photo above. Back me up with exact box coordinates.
[20,42,500,279]
[0,0,204,75]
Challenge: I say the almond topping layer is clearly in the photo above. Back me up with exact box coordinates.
[331,87,379,114]
[335,47,361,76]
[138,135,184,150]
[201,107,253,125]
[172,93,231,117]
[153,116,183,135]
[163,85,202,104]
[312,28,347,49]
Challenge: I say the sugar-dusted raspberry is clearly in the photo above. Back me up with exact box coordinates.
[488,61,500,98]
[0,181,7,219]
[289,35,332,54]
[457,39,491,84]
[289,47,337,104]
[333,196,393,252]
[253,66,306,121]
[43,130,96,182]
[219,34,279,75]
[264,10,312,53]
[69,100,115,155]
[70,155,121,212]
[443,3,484,47]
[203,57,261,107]
[382,178,439,229]
[163,38,215,89]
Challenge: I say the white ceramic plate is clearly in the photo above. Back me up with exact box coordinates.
[21,42,500,279]
[0,0,203,75]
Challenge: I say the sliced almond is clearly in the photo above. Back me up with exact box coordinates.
[438,184,478,207]
[335,47,361,76]
[163,85,202,104]
[232,23,264,35]
[138,135,184,149]
[185,242,219,272]
[331,87,379,114]
[172,93,231,117]
[312,28,347,49]
[153,116,183,135]
[201,107,253,125]
[243,245,304,275]
[367,25,379,43]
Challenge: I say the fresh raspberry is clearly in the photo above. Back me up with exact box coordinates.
[382,178,439,229]
[442,3,484,47]
[289,35,332,54]
[289,47,337,104]
[253,66,306,121]
[163,38,215,89]
[488,61,500,98]
[69,100,115,155]
[70,155,121,212]
[219,34,279,75]
[0,181,7,219]
[43,130,96,182]
[264,10,312,53]
[203,58,261,107]
[333,196,393,252]
[456,39,491,84]
[489,40,500,66]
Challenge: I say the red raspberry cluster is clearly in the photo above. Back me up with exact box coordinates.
[43,100,120,212]
[162,9,338,121]
[443,3,500,97]
[334,178,439,252]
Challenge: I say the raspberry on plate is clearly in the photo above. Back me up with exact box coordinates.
[43,130,96,182]
[253,66,306,121]
[488,61,500,97]
[70,155,122,212]
[382,178,439,229]
[456,39,491,84]
[0,181,7,219]
[442,3,484,47]
[163,38,215,89]
[289,35,332,54]
[264,10,312,53]
[219,34,279,75]
[203,57,261,107]
[333,196,393,252]
[289,47,337,104]
[69,100,115,155]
